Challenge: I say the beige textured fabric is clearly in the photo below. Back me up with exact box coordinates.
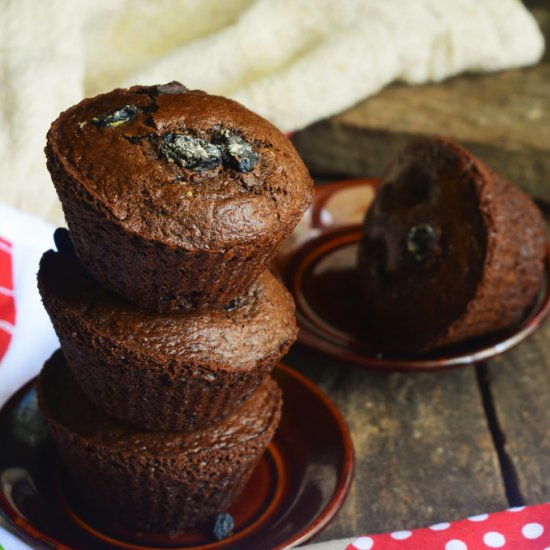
[0,0,543,225]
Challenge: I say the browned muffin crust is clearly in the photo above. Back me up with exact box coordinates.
[38,241,297,431]
[37,350,282,531]
[358,137,546,353]
[45,82,313,312]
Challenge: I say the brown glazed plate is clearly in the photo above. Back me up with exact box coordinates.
[275,178,550,371]
[0,363,354,550]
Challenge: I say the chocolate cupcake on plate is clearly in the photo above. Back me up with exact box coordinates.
[45,82,313,313]
[358,137,546,353]
[37,350,282,531]
[38,230,297,431]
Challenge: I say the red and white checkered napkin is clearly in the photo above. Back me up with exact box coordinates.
[0,235,15,363]
[0,204,59,546]
[0,204,58,408]
[347,503,550,550]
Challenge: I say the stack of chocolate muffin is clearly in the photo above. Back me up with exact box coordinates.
[36,83,313,531]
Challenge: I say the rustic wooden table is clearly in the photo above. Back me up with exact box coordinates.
[285,256,550,542]
[287,3,550,539]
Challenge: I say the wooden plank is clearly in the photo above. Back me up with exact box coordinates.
[485,316,550,505]
[284,345,508,540]
[291,6,550,203]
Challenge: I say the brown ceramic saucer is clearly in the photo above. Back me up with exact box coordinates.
[277,178,550,371]
[0,363,354,550]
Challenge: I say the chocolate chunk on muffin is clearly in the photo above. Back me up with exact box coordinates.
[45,82,313,312]
[38,235,297,431]
[37,350,282,531]
[358,137,546,353]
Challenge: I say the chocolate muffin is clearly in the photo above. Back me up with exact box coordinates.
[37,350,282,531]
[45,82,313,313]
[38,233,297,431]
[358,137,546,353]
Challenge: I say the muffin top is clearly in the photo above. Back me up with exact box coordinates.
[46,82,313,249]
[38,242,298,371]
[38,350,281,456]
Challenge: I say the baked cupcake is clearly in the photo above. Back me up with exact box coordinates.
[37,350,282,531]
[358,137,546,353]
[45,82,313,313]
[38,230,297,431]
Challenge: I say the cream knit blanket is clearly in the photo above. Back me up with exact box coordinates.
[0,0,544,225]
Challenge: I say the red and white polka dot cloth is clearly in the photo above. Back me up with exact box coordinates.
[348,503,550,550]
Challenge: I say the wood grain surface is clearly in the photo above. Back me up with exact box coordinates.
[487,319,550,505]
[291,5,550,204]
[282,219,550,543]
[284,346,511,541]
